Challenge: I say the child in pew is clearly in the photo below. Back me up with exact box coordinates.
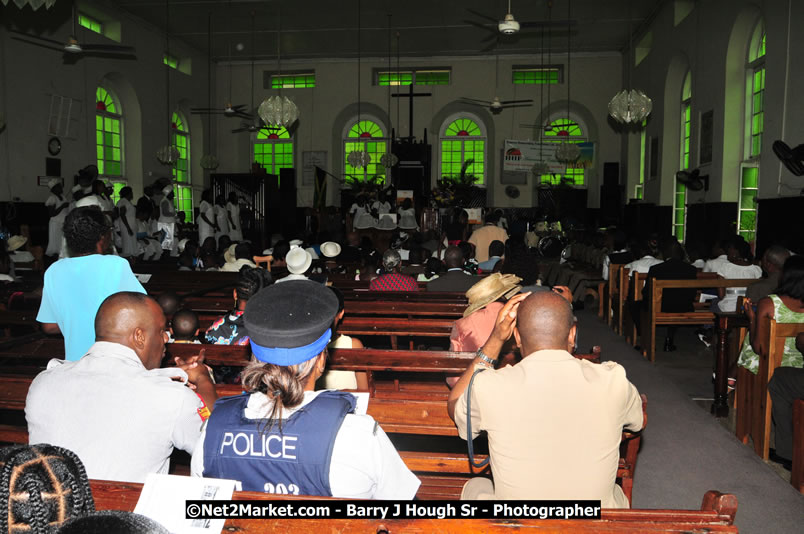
[316,287,368,391]
[171,309,201,344]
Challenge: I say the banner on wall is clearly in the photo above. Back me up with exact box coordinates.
[503,140,595,176]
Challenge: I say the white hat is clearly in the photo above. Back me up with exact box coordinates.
[47,178,61,190]
[177,238,189,253]
[75,195,102,208]
[162,185,173,195]
[289,239,303,248]
[320,241,341,258]
[71,184,83,194]
[286,247,312,274]
[262,248,274,255]
[224,243,237,264]
[7,235,27,251]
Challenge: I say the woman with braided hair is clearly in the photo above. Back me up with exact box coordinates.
[0,444,94,534]
[204,267,272,345]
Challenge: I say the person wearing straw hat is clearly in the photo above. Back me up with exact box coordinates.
[220,243,258,273]
[192,281,420,498]
[7,235,34,265]
[450,273,523,354]
[45,178,69,257]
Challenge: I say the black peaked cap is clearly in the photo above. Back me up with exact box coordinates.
[244,280,338,348]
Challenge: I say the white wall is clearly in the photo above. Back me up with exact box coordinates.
[214,52,622,209]
[0,0,210,203]
[626,0,804,207]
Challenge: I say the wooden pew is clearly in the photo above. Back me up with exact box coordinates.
[641,278,758,363]
[86,480,738,533]
[735,318,804,460]
[341,289,467,303]
[793,398,804,493]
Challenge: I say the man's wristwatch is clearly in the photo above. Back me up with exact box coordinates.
[476,348,497,367]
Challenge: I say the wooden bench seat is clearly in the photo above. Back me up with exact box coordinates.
[641,278,758,362]
[86,480,738,533]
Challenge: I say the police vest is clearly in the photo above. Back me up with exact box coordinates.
[202,391,356,496]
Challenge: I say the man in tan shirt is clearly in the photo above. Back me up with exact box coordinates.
[447,291,644,508]
[467,211,508,263]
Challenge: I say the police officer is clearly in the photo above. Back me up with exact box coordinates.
[191,281,420,499]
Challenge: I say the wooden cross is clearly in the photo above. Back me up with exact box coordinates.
[391,84,432,141]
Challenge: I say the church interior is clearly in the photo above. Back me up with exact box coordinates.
[0,0,803,531]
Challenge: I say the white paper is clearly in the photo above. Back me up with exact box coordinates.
[134,473,237,534]
[134,273,152,284]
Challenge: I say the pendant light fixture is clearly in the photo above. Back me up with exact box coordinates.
[347,0,371,170]
[608,0,652,125]
[379,15,399,170]
[556,0,580,164]
[156,0,180,166]
[258,5,299,128]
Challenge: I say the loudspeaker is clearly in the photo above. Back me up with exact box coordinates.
[603,162,619,187]
[600,184,622,225]
[46,157,61,177]
[279,168,297,237]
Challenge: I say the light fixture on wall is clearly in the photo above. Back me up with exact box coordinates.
[555,0,580,164]
[0,0,56,10]
[608,0,652,125]
[156,0,178,166]
[347,0,371,170]
[257,6,298,128]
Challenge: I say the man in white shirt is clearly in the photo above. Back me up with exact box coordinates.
[624,241,662,275]
[26,292,217,483]
[703,240,730,273]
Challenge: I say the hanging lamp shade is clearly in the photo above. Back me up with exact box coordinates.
[379,152,398,169]
[258,95,298,127]
[531,161,551,176]
[200,154,220,170]
[156,145,180,166]
[555,141,581,163]
[1,0,57,10]
[608,89,653,125]
[347,150,372,169]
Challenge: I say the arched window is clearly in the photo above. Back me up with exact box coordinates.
[440,117,486,185]
[95,87,124,200]
[739,21,765,243]
[254,126,294,183]
[344,119,387,183]
[674,71,691,241]
[171,111,193,222]
[540,117,585,186]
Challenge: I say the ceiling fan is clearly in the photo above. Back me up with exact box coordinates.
[466,0,576,43]
[191,103,251,120]
[460,96,532,114]
[772,140,804,176]
[676,169,709,191]
[9,3,135,59]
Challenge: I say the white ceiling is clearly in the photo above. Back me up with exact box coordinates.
[112,0,664,61]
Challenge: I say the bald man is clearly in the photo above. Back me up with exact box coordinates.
[26,292,217,483]
[448,291,643,507]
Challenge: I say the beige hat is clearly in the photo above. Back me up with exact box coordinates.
[7,235,27,251]
[286,246,312,274]
[224,243,237,264]
[47,178,61,190]
[463,273,522,317]
[320,241,341,258]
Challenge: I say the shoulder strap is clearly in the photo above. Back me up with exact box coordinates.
[466,368,489,468]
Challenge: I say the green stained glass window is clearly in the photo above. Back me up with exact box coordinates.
[163,54,179,69]
[440,118,485,185]
[78,13,103,35]
[540,118,585,186]
[673,179,686,241]
[738,166,759,243]
[95,87,122,177]
[344,120,386,183]
[512,67,560,85]
[271,73,315,89]
[171,112,190,190]
[681,103,691,169]
[749,67,765,158]
[376,69,449,86]
[175,185,194,223]
[255,126,294,185]
[107,181,126,205]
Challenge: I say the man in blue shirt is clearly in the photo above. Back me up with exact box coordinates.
[37,206,146,361]
[478,240,505,272]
